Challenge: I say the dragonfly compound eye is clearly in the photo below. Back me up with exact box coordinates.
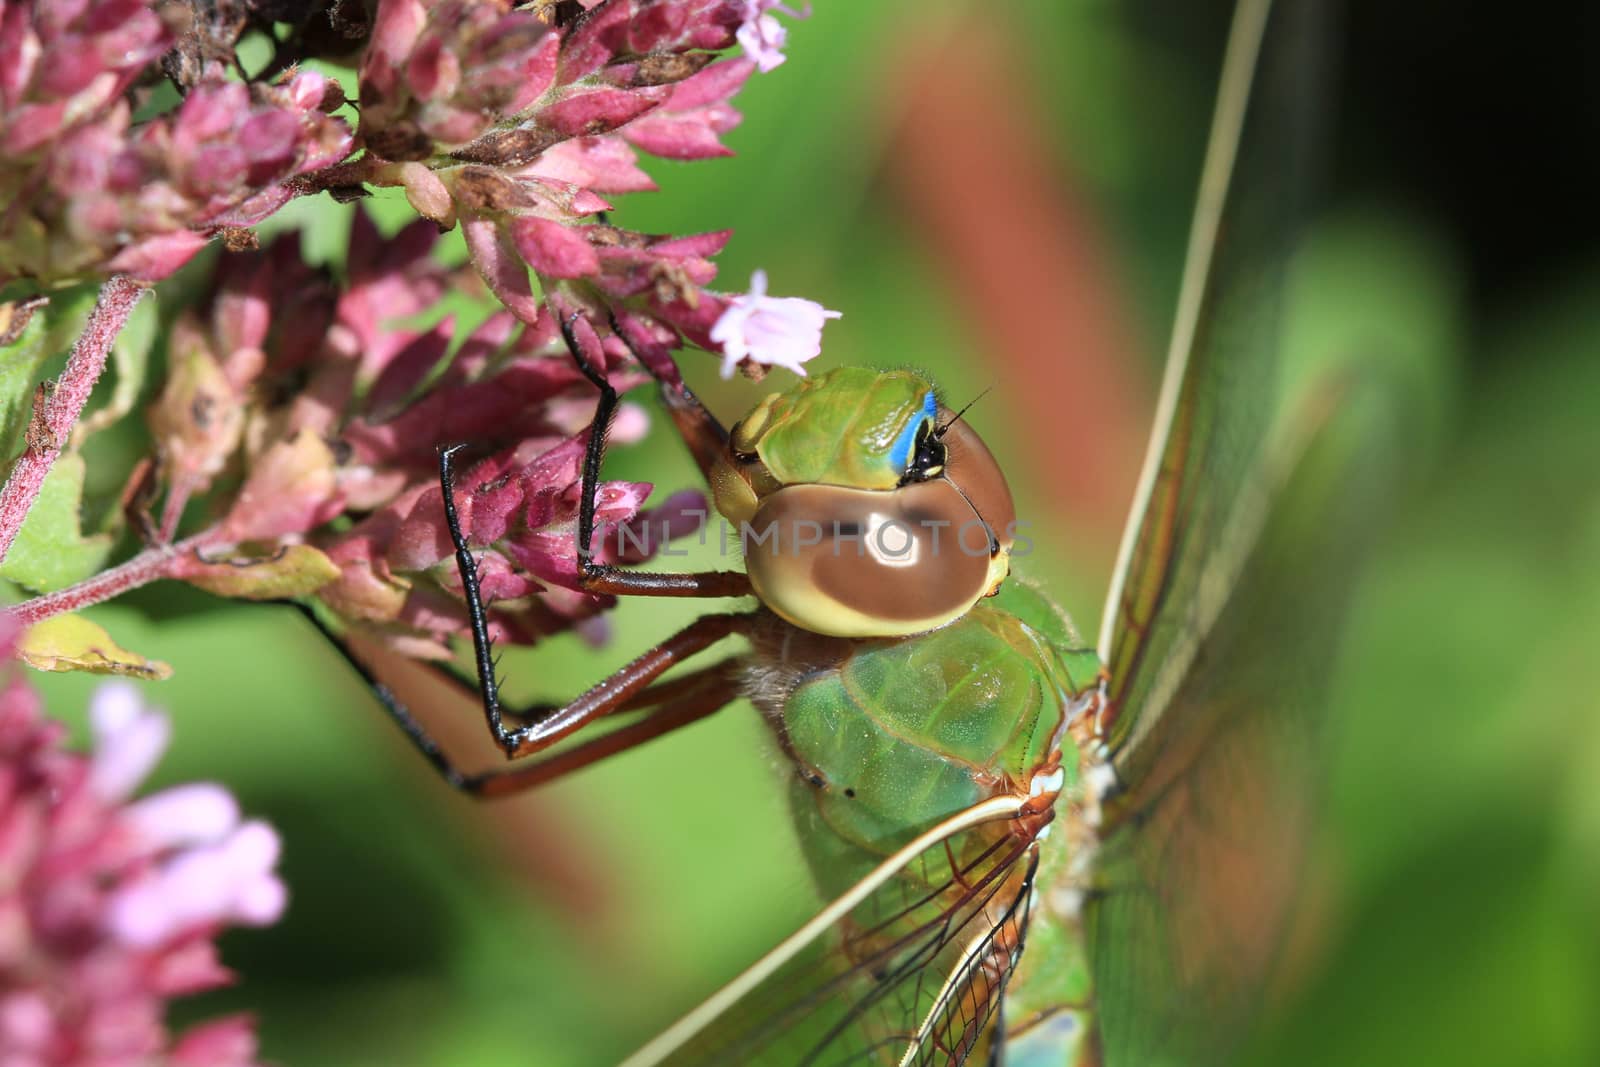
[936,418,1017,558]
[742,476,1012,638]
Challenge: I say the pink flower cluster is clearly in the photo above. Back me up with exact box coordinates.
[357,0,833,382]
[0,0,842,661]
[0,0,168,156]
[0,0,837,363]
[0,0,352,285]
[0,654,284,1066]
[139,216,703,656]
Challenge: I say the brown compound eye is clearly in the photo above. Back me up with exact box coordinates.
[742,479,998,638]
[937,419,1016,555]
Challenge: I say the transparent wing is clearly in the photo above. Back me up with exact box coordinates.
[1096,0,1323,771]
[1089,362,1414,1066]
[624,796,1042,1067]
[1085,0,1415,1064]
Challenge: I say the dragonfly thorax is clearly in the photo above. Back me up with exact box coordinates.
[742,580,1101,879]
[712,367,1018,638]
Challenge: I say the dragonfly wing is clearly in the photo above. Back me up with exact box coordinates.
[623,795,1043,1067]
[1097,0,1323,767]
[1085,0,1412,1063]
[1089,362,1410,1066]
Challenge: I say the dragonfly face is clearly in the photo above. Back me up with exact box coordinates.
[709,366,1018,638]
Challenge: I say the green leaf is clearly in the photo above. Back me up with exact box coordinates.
[0,286,97,456]
[171,543,341,600]
[0,452,113,592]
[18,613,172,678]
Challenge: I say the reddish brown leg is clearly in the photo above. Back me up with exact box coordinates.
[303,599,753,796]
[400,313,758,796]
[579,569,751,597]
[496,611,755,757]
[472,660,746,797]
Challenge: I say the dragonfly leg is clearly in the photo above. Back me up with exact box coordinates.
[437,444,755,754]
[488,610,757,758]
[303,606,746,796]
[439,468,759,759]
[469,660,745,797]
[553,311,752,598]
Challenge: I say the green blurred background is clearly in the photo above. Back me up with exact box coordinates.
[26,1,1600,1064]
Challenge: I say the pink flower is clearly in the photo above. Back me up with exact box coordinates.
[709,269,840,377]
[108,819,287,948]
[1,67,353,285]
[321,399,702,656]
[619,58,754,160]
[359,0,558,157]
[4,0,816,656]
[0,662,284,1067]
[737,0,808,73]
[86,678,173,800]
[354,0,775,379]
[0,0,173,157]
[89,682,289,950]
[116,216,703,656]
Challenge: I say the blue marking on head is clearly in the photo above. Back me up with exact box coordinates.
[889,390,940,471]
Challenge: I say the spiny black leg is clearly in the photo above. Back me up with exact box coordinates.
[438,443,508,745]
[555,311,617,579]
[440,439,753,754]
[553,312,753,599]
[293,601,472,790]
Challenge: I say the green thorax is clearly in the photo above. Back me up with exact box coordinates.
[731,367,937,489]
[770,578,1099,884]
[754,576,1103,1064]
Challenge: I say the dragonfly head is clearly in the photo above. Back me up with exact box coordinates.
[713,367,1017,638]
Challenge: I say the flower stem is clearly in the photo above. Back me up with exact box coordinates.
[7,528,223,627]
[0,276,149,563]
[285,155,381,197]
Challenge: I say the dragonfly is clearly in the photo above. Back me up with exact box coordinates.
[340,0,1402,1062]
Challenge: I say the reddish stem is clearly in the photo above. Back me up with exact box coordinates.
[7,528,223,627]
[0,276,148,562]
[285,154,381,197]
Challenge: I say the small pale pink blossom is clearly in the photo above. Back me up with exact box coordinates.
[737,1,808,73]
[710,269,841,378]
[124,783,242,851]
[88,678,173,800]
[109,820,287,948]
